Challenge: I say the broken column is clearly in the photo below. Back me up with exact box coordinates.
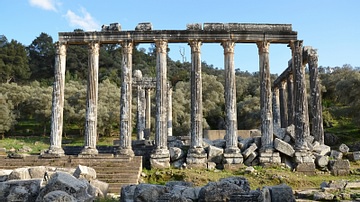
[134,70,145,140]
[187,40,206,168]
[291,40,314,167]
[44,42,66,157]
[221,40,243,165]
[80,42,100,155]
[150,40,170,168]
[257,41,280,164]
[305,47,324,144]
[279,80,288,128]
[117,41,134,157]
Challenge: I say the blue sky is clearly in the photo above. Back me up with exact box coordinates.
[1,0,359,74]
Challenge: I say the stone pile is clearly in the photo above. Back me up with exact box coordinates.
[120,177,295,202]
[166,127,356,174]
[0,165,108,202]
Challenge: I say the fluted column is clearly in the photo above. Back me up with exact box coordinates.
[144,88,151,140]
[308,48,324,144]
[117,41,134,156]
[187,40,206,168]
[137,85,146,140]
[150,39,170,168]
[45,42,66,157]
[81,42,100,155]
[221,40,242,165]
[167,85,173,137]
[279,80,288,128]
[287,74,294,126]
[272,87,281,130]
[291,40,309,151]
[257,41,273,151]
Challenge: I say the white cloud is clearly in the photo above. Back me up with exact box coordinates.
[29,0,58,11]
[64,7,99,31]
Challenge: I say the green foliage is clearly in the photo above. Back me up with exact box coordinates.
[0,93,16,135]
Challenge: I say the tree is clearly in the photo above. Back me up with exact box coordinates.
[0,38,30,83]
[27,33,56,83]
[0,93,16,138]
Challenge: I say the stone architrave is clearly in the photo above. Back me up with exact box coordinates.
[272,87,281,130]
[117,41,134,157]
[306,47,324,144]
[257,41,273,152]
[279,80,288,128]
[81,42,100,155]
[287,73,294,126]
[291,40,309,151]
[187,40,206,167]
[45,42,66,157]
[221,40,242,165]
[150,39,170,168]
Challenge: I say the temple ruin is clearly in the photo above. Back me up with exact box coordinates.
[44,22,324,170]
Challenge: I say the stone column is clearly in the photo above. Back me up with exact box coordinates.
[117,41,134,157]
[257,41,273,151]
[291,40,309,151]
[221,40,243,165]
[187,40,206,168]
[307,48,324,144]
[287,73,294,126]
[279,80,288,128]
[81,42,100,155]
[44,42,66,157]
[137,85,146,140]
[272,87,281,130]
[167,85,173,137]
[150,40,170,168]
[144,88,151,140]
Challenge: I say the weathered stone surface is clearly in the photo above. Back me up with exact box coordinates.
[273,127,286,140]
[133,184,168,202]
[242,143,258,159]
[120,184,136,202]
[330,150,343,160]
[313,144,331,156]
[90,179,109,197]
[249,129,261,137]
[186,23,202,31]
[315,155,329,168]
[229,189,263,202]
[296,162,316,175]
[286,124,295,140]
[169,147,184,161]
[8,167,31,180]
[244,166,256,174]
[223,152,243,164]
[213,139,226,148]
[348,151,360,161]
[73,165,96,181]
[346,181,360,189]
[244,152,258,166]
[135,22,152,31]
[238,138,254,151]
[265,184,295,202]
[42,190,77,202]
[28,166,46,179]
[207,145,224,164]
[172,158,186,169]
[274,138,295,157]
[0,179,42,202]
[313,191,334,201]
[0,169,12,182]
[339,143,350,153]
[198,177,250,202]
[329,159,350,176]
[36,171,95,202]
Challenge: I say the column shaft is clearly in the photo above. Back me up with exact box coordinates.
[118,41,134,156]
[222,40,239,152]
[47,42,66,156]
[155,39,168,150]
[308,49,324,144]
[189,40,203,148]
[167,85,173,137]
[279,81,288,128]
[287,74,294,126]
[272,87,281,130]
[145,88,151,140]
[137,86,146,140]
[291,40,309,150]
[82,42,100,155]
[257,41,273,151]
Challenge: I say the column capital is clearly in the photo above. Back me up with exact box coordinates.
[88,42,100,55]
[121,41,133,55]
[221,40,235,54]
[188,40,202,53]
[279,80,287,90]
[56,42,67,56]
[289,40,303,53]
[256,41,270,54]
[155,39,168,53]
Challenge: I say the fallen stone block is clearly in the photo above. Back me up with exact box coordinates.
[347,151,360,161]
[339,143,350,153]
[90,179,109,197]
[0,169,12,182]
[286,124,295,140]
[28,166,46,179]
[8,167,31,180]
[263,184,295,202]
[244,152,258,166]
[242,143,257,159]
[330,150,343,160]
[169,147,184,161]
[229,189,263,202]
[329,160,350,176]
[273,127,286,140]
[274,138,295,157]
[73,165,96,181]
[313,191,334,201]
[313,144,331,156]
[296,162,315,175]
[207,145,223,164]
[238,138,254,151]
[315,155,329,168]
[1,179,42,202]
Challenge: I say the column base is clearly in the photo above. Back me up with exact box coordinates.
[41,146,65,158]
[186,147,207,169]
[294,151,315,164]
[150,148,170,168]
[259,150,281,165]
[223,150,243,165]
[116,147,135,157]
[79,146,99,156]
